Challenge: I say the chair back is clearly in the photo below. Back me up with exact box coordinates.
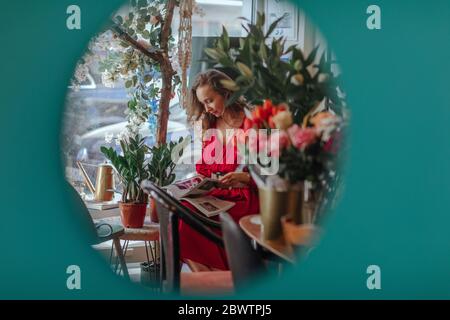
[220,212,265,288]
[141,181,224,294]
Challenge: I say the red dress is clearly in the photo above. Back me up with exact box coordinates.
[178,122,260,270]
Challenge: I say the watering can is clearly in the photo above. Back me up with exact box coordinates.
[77,161,115,202]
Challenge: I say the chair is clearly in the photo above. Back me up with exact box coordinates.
[141,181,233,296]
[66,182,129,280]
[220,212,265,289]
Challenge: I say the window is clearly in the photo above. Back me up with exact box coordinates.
[63,1,255,187]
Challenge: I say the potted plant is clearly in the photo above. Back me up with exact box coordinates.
[101,134,150,228]
[146,137,188,223]
[101,132,188,226]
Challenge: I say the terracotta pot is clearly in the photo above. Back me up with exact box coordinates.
[119,202,147,228]
[149,197,159,223]
[281,217,317,247]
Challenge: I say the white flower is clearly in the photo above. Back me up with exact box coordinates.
[104,133,114,144]
[307,65,318,78]
[290,74,304,86]
[318,73,330,83]
[101,70,116,88]
[74,63,89,83]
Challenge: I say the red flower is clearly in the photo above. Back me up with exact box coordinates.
[243,118,253,131]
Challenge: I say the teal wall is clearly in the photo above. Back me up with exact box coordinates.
[0,0,449,299]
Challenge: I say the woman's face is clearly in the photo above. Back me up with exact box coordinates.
[196,84,226,118]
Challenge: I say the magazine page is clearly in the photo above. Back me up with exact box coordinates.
[181,196,235,217]
[166,175,221,199]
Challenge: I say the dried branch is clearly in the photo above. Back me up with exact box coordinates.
[156,0,177,146]
[110,21,163,62]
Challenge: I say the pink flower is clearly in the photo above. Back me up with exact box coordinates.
[287,125,318,150]
[269,131,290,157]
[248,131,268,154]
[258,131,268,152]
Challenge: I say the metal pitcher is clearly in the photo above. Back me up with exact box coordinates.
[77,161,115,201]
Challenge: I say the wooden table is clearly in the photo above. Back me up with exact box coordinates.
[239,215,295,264]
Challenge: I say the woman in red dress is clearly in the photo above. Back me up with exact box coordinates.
[180,69,260,270]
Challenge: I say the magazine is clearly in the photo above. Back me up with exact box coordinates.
[181,196,235,218]
[165,175,235,217]
[165,175,222,199]
[84,200,119,211]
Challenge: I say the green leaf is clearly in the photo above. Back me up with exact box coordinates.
[143,74,152,83]
[120,41,130,48]
[125,80,133,88]
[142,30,151,39]
[305,45,320,66]
[222,26,230,50]
[256,11,265,28]
[226,89,246,107]
[265,13,286,38]
[259,42,268,61]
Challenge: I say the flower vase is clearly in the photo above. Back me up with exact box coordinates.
[258,187,303,241]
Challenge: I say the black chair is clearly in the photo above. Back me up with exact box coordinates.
[141,180,233,296]
[220,212,265,289]
[66,182,129,280]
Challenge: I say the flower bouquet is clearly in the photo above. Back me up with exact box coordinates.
[239,99,345,240]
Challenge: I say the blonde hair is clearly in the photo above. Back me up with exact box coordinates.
[187,69,247,130]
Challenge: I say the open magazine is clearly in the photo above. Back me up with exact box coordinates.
[181,196,235,218]
[165,175,235,217]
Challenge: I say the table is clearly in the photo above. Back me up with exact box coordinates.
[239,215,295,264]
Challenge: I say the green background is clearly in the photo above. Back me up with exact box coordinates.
[0,0,449,299]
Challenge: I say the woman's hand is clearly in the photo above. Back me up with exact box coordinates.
[218,172,251,188]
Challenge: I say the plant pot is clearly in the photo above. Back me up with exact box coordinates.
[149,196,159,223]
[281,217,317,248]
[119,202,147,228]
[258,188,303,241]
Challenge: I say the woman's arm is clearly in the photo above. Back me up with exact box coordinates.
[218,172,252,188]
